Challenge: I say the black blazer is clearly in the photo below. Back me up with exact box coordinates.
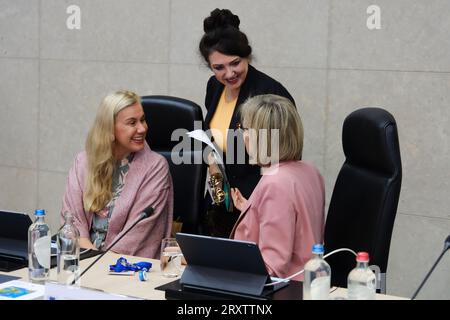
[204,64,295,199]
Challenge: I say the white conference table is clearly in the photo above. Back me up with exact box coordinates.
[0,252,406,300]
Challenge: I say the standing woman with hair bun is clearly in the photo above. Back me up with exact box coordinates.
[199,8,296,237]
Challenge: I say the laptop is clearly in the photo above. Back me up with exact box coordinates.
[174,232,289,298]
[0,210,102,272]
[0,210,33,271]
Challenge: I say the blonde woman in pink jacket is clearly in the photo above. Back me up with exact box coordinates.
[230,94,325,281]
[61,90,173,259]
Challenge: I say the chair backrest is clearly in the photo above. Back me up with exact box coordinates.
[141,95,206,234]
[324,107,402,291]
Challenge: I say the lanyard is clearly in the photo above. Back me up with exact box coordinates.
[109,257,152,273]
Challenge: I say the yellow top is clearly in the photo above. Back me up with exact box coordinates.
[209,89,237,153]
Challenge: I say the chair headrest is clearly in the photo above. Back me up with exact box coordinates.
[141,95,203,150]
[343,107,401,175]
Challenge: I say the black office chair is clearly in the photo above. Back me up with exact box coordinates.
[324,107,402,294]
[141,95,206,234]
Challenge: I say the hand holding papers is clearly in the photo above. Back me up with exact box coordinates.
[187,130,233,212]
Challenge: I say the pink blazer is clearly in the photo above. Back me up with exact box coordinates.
[231,161,325,281]
[61,143,173,259]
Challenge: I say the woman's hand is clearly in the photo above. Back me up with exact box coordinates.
[231,188,247,211]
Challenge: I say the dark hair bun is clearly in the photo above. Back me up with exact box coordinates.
[203,8,240,33]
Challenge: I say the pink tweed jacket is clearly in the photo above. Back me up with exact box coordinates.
[61,143,173,259]
[231,161,325,281]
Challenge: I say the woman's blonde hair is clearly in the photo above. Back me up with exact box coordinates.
[83,90,141,213]
[240,94,303,166]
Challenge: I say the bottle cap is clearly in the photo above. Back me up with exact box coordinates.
[312,244,324,254]
[35,209,46,216]
[356,252,370,262]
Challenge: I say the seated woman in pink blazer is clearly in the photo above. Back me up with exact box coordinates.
[230,94,325,280]
[61,90,173,259]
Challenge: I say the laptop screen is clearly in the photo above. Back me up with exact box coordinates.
[176,232,268,276]
[174,233,292,297]
[0,210,32,241]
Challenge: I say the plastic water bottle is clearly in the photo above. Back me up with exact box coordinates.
[57,212,80,286]
[28,209,51,284]
[347,252,376,300]
[303,244,331,300]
